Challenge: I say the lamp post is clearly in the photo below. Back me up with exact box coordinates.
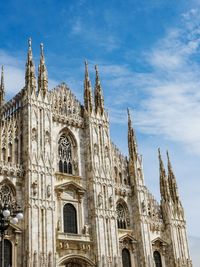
[0,202,23,267]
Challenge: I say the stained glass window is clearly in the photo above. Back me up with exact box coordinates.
[0,184,14,206]
[116,203,127,229]
[58,135,73,174]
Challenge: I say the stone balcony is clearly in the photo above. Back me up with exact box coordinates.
[57,232,92,252]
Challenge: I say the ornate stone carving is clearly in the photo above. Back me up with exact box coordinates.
[32,181,38,196]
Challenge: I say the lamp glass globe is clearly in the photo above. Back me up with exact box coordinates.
[11,217,18,225]
[16,213,23,220]
[3,209,10,218]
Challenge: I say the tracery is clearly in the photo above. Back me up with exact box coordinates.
[58,135,73,174]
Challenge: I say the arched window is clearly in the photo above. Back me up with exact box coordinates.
[114,166,118,183]
[119,172,122,184]
[2,148,6,162]
[0,239,12,267]
[0,182,15,206]
[58,135,73,174]
[14,138,19,164]
[122,248,131,267]
[116,203,128,229]
[8,143,12,163]
[154,251,162,267]
[63,203,77,234]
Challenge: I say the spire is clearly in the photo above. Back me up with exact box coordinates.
[38,43,48,96]
[127,108,138,161]
[84,60,93,113]
[158,148,170,201]
[94,65,104,114]
[0,66,5,105]
[167,151,179,203]
[25,38,36,93]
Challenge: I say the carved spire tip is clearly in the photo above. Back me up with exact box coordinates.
[28,38,32,49]
[40,43,44,51]
[166,150,170,160]
[95,64,98,73]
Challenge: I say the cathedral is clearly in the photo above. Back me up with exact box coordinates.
[0,39,193,267]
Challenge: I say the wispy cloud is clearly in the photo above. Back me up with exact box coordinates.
[97,8,200,155]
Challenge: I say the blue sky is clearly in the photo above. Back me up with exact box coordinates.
[0,0,200,265]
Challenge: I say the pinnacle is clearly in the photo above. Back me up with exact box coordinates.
[28,37,32,49]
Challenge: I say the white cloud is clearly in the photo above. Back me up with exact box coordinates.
[94,10,200,261]
[97,8,200,155]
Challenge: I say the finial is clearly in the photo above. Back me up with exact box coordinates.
[38,42,48,96]
[127,108,132,129]
[85,60,89,76]
[40,43,44,56]
[0,65,5,104]
[95,65,99,79]
[127,108,131,121]
[1,65,4,77]
[1,65,4,88]
[158,148,164,166]
[166,150,170,162]
[127,107,130,115]
[25,38,36,92]
[28,38,32,51]
[27,38,33,60]
[166,150,173,171]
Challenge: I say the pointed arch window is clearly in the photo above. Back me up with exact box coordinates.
[154,251,162,267]
[14,138,19,164]
[122,248,131,267]
[8,142,12,163]
[58,135,73,174]
[116,203,129,229]
[2,147,6,162]
[0,182,15,206]
[63,203,77,234]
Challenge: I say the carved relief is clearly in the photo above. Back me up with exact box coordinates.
[98,193,103,207]
[32,181,38,196]
[32,128,37,141]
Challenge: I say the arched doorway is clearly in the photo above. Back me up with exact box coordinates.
[59,255,95,267]
[122,248,131,267]
[65,263,82,267]
[0,239,12,267]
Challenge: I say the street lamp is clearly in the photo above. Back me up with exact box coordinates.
[0,202,23,267]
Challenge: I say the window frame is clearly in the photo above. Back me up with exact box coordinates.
[63,203,78,234]
[122,248,131,267]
